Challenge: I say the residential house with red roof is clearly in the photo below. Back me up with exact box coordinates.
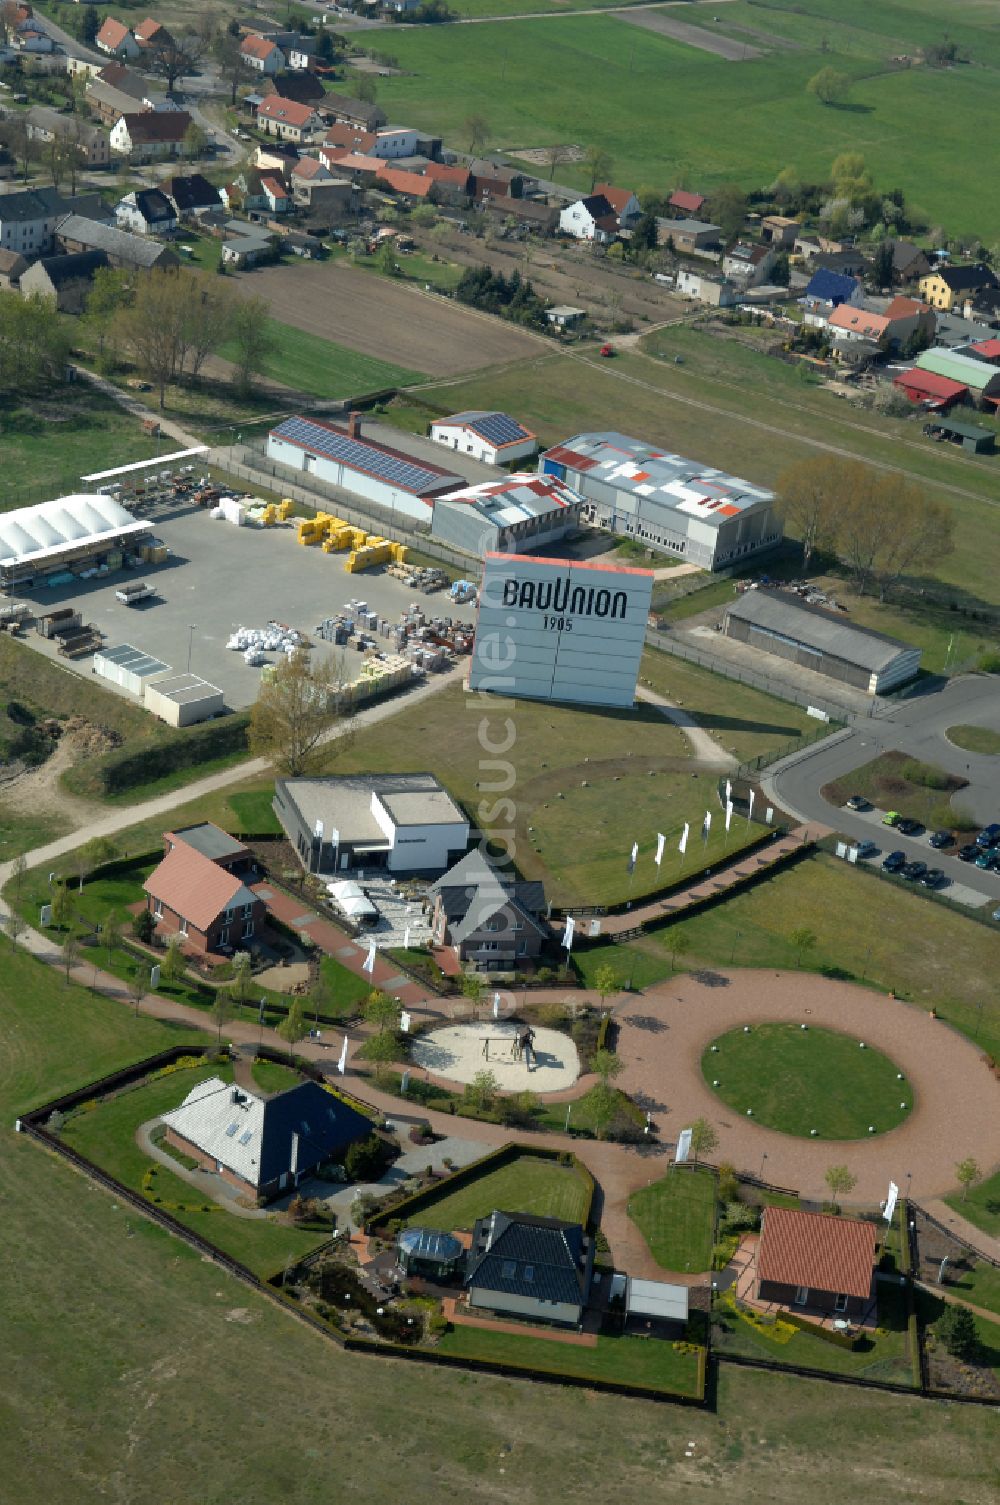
[134,16,170,50]
[241,34,286,75]
[143,823,265,956]
[256,95,321,143]
[261,174,292,213]
[95,16,140,60]
[668,188,706,216]
[377,165,432,200]
[754,1206,877,1319]
[110,110,192,162]
[559,193,619,243]
[593,182,641,230]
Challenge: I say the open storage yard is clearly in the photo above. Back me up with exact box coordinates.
[233,260,543,378]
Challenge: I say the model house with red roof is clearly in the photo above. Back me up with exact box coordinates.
[754,1206,877,1319]
[143,823,264,956]
[256,95,321,143]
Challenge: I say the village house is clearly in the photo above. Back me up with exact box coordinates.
[321,91,386,131]
[753,1206,878,1321]
[377,165,432,201]
[668,187,706,216]
[426,849,551,969]
[657,217,720,254]
[19,250,109,312]
[593,182,641,230]
[134,17,171,52]
[886,239,932,284]
[260,175,292,214]
[143,822,264,956]
[0,249,29,290]
[115,188,177,236]
[722,241,777,287]
[167,173,222,218]
[760,214,799,248]
[55,213,178,271]
[675,268,738,307]
[240,34,286,74]
[801,267,864,320]
[26,108,110,169]
[466,1212,593,1328]
[110,111,192,163]
[559,193,619,243]
[95,17,141,60]
[919,262,998,312]
[256,96,321,143]
[220,170,269,213]
[0,186,67,257]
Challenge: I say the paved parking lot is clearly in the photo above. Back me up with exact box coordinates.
[833,802,995,909]
[18,505,478,709]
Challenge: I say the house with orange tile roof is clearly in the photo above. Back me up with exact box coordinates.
[240,33,286,75]
[256,95,321,142]
[143,823,265,956]
[754,1206,878,1319]
[95,16,140,60]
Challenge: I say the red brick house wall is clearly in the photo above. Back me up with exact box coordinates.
[757,1277,869,1318]
[145,894,266,956]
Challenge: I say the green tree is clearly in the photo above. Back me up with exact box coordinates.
[630,211,658,254]
[831,151,872,202]
[590,1048,623,1086]
[100,912,122,962]
[776,456,842,569]
[248,649,348,776]
[10,853,27,900]
[183,122,208,162]
[79,3,100,44]
[210,990,231,1046]
[230,950,254,1013]
[584,144,613,193]
[706,183,748,243]
[277,999,308,1059]
[464,1068,499,1113]
[49,883,75,930]
[126,963,148,1018]
[869,240,894,291]
[593,964,619,1007]
[689,1117,718,1167]
[789,926,818,967]
[356,75,377,106]
[824,1164,857,1212]
[134,908,155,944]
[937,1305,980,1362]
[376,238,399,277]
[807,67,852,107]
[461,972,485,1013]
[228,294,275,397]
[359,1029,397,1084]
[160,935,187,988]
[84,266,133,367]
[588,1081,617,1140]
[363,988,399,1033]
[661,929,685,975]
[955,1157,981,1202]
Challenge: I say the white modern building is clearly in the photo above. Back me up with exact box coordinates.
[540,432,781,571]
[273,772,470,876]
[430,411,537,468]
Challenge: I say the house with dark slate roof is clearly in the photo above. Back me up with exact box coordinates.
[19,250,109,312]
[466,1211,592,1326]
[427,850,551,969]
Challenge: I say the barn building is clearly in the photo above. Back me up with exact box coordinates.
[266,414,463,522]
[540,432,781,571]
[722,590,921,695]
[429,411,537,467]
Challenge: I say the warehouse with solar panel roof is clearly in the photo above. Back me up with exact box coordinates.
[430,410,538,467]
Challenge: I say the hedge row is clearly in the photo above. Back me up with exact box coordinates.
[779,1308,857,1350]
[91,713,251,795]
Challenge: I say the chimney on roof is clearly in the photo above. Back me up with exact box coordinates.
[347,410,361,440]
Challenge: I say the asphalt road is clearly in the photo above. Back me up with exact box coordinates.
[763,674,1000,906]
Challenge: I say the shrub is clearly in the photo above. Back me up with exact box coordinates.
[720,1201,759,1234]
[901,758,951,790]
[937,1304,981,1362]
[133,909,155,943]
[976,650,1000,674]
[716,1161,739,1204]
[344,1133,387,1182]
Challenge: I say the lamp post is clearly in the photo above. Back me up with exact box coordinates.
[186,623,197,673]
[759,1150,768,1185]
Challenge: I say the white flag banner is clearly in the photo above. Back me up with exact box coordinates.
[725,800,733,832]
[725,778,733,804]
[400,1009,411,1034]
[654,831,666,867]
[884,1180,899,1224]
[679,822,689,855]
[748,788,755,820]
[337,1035,348,1075]
[314,818,324,840]
[702,810,712,838]
[403,926,410,950]
[628,841,638,873]
[675,1127,693,1165]
[363,940,376,974]
[150,964,160,989]
[562,915,576,951]
[493,992,500,1020]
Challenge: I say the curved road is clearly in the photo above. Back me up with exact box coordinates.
[764,674,1000,904]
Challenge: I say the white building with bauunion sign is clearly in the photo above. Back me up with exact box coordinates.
[468,553,654,710]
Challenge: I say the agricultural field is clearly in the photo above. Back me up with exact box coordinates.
[573,852,1000,1060]
[368,5,1000,239]
[231,259,542,377]
[217,318,425,399]
[0,384,159,508]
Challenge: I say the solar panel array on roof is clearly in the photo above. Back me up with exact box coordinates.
[455,411,531,447]
[272,417,453,496]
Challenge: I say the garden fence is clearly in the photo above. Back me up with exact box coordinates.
[910,1201,1000,1270]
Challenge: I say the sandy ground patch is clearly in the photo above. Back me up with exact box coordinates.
[254,961,310,992]
[412,1020,580,1093]
[508,144,585,165]
[234,261,543,378]
[616,11,762,58]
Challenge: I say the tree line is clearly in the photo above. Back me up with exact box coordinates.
[84,266,274,409]
[777,456,954,600]
[0,293,71,395]
[455,265,548,330]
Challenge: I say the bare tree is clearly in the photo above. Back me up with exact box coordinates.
[62,934,81,984]
[776,457,841,568]
[464,113,490,155]
[248,649,350,776]
[214,31,253,106]
[5,907,25,951]
[147,33,211,93]
[584,145,613,193]
[126,963,148,1018]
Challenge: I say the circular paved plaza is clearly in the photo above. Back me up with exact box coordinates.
[613,970,1000,1202]
[411,1020,581,1094]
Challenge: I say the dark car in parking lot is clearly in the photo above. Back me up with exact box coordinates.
[846,795,871,811]
[974,849,999,870]
[921,868,946,889]
[883,850,907,872]
[929,830,953,850]
[976,823,1000,848]
[958,843,980,862]
[896,817,924,837]
[902,860,928,881]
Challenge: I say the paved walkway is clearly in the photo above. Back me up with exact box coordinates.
[920,1198,1000,1262]
[567,824,821,934]
[637,685,737,768]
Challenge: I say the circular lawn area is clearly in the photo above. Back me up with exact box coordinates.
[701,1022,912,1140]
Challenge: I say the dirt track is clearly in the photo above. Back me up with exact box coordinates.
[234,260,542,378]
[616,10,762,57]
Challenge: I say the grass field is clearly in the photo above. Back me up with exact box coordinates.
[218,318,425,399]
[702,1023,912,1140]
[0,386,160,508]
[822,750,972,831]
[574,853,1000,1060]
[628,1167,717,1274]
[3,954,999,1500]
[400,1153,590,1232]
[401,336,1000,607]
[436,1325,702,1395]
[946,1169,1000,1241]
[946,725,1000,756]
[59,1060,328,1277]
[949,1259,1000,1322]
[369,7,1000,239]
[250,1057,303,1094]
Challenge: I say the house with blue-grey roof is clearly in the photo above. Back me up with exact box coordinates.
[466,1211,593,1326]
[801,266,864,314]
[430,410,537,467]
[160,1075,372,1201]
[267,412,464,522]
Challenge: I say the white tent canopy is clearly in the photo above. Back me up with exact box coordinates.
[0,493,148,567]
[327,879,377,919]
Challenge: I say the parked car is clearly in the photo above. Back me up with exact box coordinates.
[974,849,998,870]
[958,842,980,862]
[882,850,906,872]
[855,840,878,859]
[920,868,946,889]
[975,823,1000,848]
[992,907,1000,922]
[928,830,953,850]
[882,810,901,827]
[901,860,928,882]
[896,817,924,837]
[846,794,871,811]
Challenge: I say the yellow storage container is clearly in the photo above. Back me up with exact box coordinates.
[279,498,294,520]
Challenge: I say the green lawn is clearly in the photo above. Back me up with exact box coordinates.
[3,942,998,1501]
[715,1280,915,1386]
[822,750,971,832]
[574,852,1000,1060]
[60,1061,327,1277]
[399,1153,591,1232]
[628,1167,717,1274]
[435,1325,702,1396]
[945,1170,1000,1241]
[948,1260,1000,1322]
[702,1023,911,1140]
[227,789,284,835]
[370,9,1000,240]
[251,1057,304,1095]
[319,954,373,1016]
[946,725,1000,757]
[218,318,425,399]
[0,385,160,508]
